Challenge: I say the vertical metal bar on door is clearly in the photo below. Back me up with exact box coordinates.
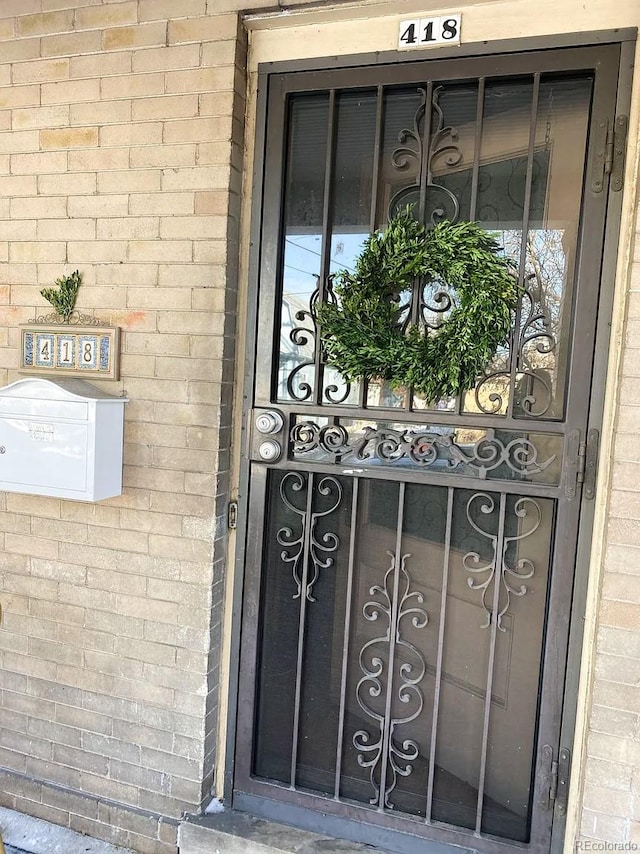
[369,85,385,235]
[475,491,508,832]
[334,477,359,799]
[507,73,541,419]
[425,486,454,822]
[418,81,434,224]
[469,77,486,222]
[359,85,385,409]
[314,90,337,406]
[377,482,406,810]
[410,81,435,414]
[290,472,315,789]
[457,77,486,416]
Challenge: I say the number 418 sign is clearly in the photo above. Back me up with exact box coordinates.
[20,324,120,380]
[398,15,461,49]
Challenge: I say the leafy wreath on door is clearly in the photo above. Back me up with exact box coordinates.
[317,212,519,402]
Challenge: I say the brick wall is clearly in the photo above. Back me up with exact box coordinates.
[0,3,249,852]
[579,182,640,845]
[0,2,638,853]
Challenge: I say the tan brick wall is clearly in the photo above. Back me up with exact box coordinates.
[0,1,638,853]
[579,148,640,846]
[0,2,252,852]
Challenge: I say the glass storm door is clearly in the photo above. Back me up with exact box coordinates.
[235,44,621,854]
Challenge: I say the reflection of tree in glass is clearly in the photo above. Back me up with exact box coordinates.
[459,228,565,418]
[523,230,564,371]
[498,229,563,376]
[278,228,566,412]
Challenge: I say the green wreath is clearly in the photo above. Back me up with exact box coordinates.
[317,213,518,402]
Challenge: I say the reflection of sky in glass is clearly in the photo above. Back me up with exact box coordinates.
[281,228,565,330]
[279,225,568,408]
[278,232,369,402]
[282,232,368,297]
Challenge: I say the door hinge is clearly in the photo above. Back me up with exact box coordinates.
[611,114,628,192]
[564,428,599,501]
[605,115,628,192]
[604,123,615,175]
[583,427,600,500]
[540,745,571,815]
[593,115,628,193]
[564,430,583,500]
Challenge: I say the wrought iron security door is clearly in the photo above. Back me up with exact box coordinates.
[235,44,621,854]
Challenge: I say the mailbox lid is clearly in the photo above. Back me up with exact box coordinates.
[0,377,126,420]
[0,377,126,402]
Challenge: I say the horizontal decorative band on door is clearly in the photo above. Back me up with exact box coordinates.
[287,417,562,485]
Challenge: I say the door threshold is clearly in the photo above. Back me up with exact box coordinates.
[178,808,394,854]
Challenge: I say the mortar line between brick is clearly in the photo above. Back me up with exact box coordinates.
[0,765,181,827]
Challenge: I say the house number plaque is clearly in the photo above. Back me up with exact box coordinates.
[20,325,120,381]
[398,14,461,49]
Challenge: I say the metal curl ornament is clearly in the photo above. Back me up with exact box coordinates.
[317,212,519,403]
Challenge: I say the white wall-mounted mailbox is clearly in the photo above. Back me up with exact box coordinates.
[0,377,127,502]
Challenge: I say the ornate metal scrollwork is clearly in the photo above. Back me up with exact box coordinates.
[321,274,352,404]
[390,91,424,175]
[282,84,473,402]
[276,472,342,602]
[392,278,456,337]
[463,494,541,630]
[29,311,109,327]
[285,286,321,403]
[291,421,349,456]
[290,420,556,481]
[284,275,352,404]
[473,369,510,417]
[386,86,464,337]
[469,433,555,478]
[473,251,559,418]
[354,551,428,808]
[277,472,306,588]
[516,258,557,416]
[389,86,462,226]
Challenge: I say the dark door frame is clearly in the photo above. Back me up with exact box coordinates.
[224,29,636,854]
[551,31,635,854]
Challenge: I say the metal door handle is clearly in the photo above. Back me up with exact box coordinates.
[255,410,284,435]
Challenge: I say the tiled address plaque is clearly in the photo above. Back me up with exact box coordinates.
[20,325,121,381]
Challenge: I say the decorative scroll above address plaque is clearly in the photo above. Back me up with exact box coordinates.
[20,325,120,381]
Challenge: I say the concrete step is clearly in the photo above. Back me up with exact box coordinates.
[178,811,392,854]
